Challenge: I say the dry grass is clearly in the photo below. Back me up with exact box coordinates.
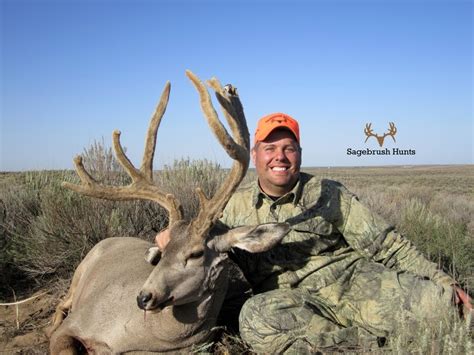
[387,296,472,354]
[0,163,472,353]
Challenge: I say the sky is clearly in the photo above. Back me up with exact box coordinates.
[1,0,472,171]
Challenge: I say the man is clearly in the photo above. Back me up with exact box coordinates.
[157,113,472,353]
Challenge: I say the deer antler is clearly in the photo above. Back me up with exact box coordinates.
[62,81,184,225]
[364,122,397,147]
[63,71,249,236]
[364,123,375,143]
[383,122,397,143]
[185,70,250,240]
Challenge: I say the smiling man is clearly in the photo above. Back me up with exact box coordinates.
[252,113,302,197]
[219,113,472,353]
[156,113,472,353]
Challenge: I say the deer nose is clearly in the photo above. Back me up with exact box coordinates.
[137,291,153,309]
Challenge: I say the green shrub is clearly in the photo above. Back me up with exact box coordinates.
[157,158,227,220]
[0,144,228,295]
[388,299,472,354]
[398,198,474,288]
[0,171,167,290]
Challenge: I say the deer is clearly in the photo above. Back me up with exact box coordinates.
[364,122,397,147]
[48,70,290,354]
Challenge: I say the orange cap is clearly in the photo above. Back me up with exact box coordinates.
[254,113,300,144]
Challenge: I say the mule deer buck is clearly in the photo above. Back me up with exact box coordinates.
[48,71,290,354]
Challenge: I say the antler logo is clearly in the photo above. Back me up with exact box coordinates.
[364,122,397,147]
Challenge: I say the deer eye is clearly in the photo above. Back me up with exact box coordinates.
[189,250,204,259]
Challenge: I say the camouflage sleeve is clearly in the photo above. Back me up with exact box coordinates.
[335,186,456,290]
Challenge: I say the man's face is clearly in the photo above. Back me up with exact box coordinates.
[251,129,301,197]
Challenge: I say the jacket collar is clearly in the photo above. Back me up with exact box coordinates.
[251,172,310,207]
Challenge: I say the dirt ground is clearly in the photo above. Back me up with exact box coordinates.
[0,290,55,354]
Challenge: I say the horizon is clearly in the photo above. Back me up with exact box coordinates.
[1,163,472,175]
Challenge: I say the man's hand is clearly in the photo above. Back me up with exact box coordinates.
[155,228,171,251]
[454,286,473,311]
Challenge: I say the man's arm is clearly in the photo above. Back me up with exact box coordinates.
[338,191,474,311]
[333,185,456,289]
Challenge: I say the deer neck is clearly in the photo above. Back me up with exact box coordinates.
[149,255,230,346]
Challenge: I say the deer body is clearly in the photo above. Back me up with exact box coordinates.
[49,71,290,354]
[50,223,288,354]
[49,237,228,353]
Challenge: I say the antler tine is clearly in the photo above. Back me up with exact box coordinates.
[208,79,250,150]
[386,122,397,142]
[140,82,171,181]
[112,130,142,182]
[66,156,97,186]
[389,122,397,134]
[185,71,248,161]
[364,123,374,142]
[62,82,184,225]
[185,70,250,239]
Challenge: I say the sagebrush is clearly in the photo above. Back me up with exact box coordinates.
[0,160,472,353]
[0,156,224,294]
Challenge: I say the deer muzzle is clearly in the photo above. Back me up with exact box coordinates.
[137,291,174,311]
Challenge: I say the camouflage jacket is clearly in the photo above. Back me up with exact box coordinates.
[221,172,455,294]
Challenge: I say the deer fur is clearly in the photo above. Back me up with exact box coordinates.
[49,223,289,354]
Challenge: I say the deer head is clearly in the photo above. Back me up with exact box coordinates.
[364,122,397,147]
[62,71,289,313]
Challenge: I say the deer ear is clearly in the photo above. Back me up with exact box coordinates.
[208,223,290,253]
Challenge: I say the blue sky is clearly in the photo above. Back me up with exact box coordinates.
[1,0,472,171]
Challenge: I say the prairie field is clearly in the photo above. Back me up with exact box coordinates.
[0,162,472,353]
